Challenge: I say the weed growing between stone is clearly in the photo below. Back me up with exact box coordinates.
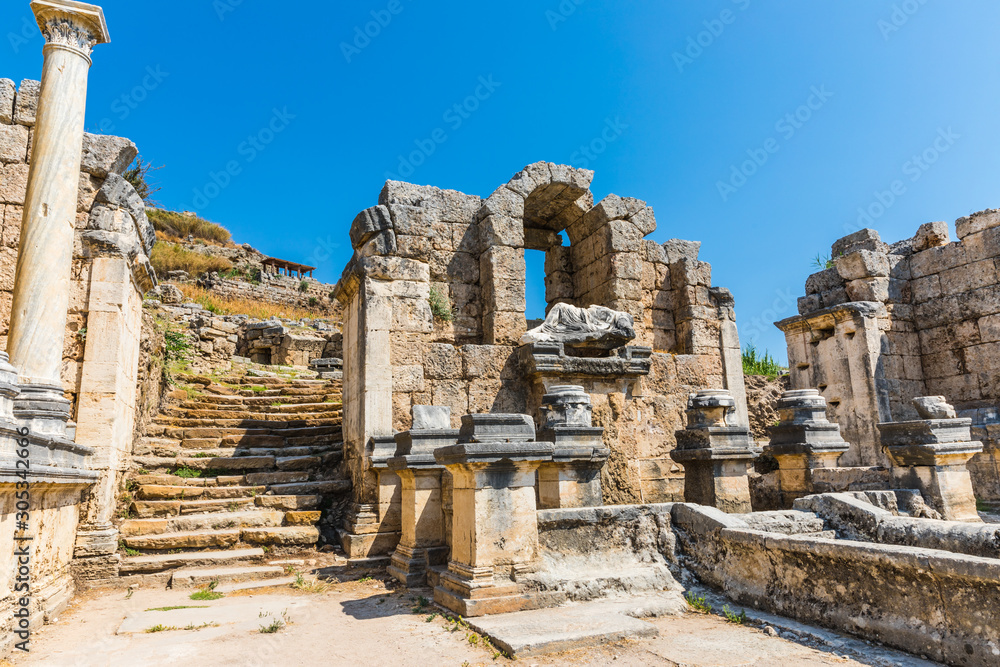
[684,591,713,614]
[723,605,747,624]
[741,343,785,379]
[259,610,290,633]
[190,581,224,601]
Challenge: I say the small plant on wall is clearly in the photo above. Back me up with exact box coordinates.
[429,286,453,322]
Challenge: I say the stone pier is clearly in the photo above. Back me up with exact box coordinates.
[387,406,459,587]
[433,414,561,617]
[767,389,851,507]
[671,389,755,513]
[536,385,609,509]
[879,397,983,522]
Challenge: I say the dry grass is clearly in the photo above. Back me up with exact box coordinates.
[147,208,232,244]
[177,284,321,320]
[151,243,233,278]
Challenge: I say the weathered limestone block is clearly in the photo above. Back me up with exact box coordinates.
[913,395,958,419]
[388,203,434,237]
[433,414,561,617]
[0,79,14,124]
[80,133,137,178]
[913,221,950,252]
[350,205,392,249]
[670,390,755,512]
[832,228,888,257]
[956,208,1000,241]
[0,163,29,204]
[13,79,39,126]
[0,124,28,164]
[766,389,851,507]
[878,397,983,522]
[835,250,890,281]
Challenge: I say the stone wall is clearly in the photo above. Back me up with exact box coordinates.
[672,502,1000,666]
[334,162,748,556]
[778,213,1000,499]
[0,77,155,624]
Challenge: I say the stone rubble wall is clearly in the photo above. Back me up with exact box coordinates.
[781,213,1000,496]
[335,162,747,523]
[196,272,342,316]
[672,502,1000,666]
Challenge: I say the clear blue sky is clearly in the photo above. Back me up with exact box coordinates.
[3,0,999,362]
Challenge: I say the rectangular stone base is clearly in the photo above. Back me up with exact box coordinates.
[433,583,565,617]
[336,528,400,559]
[388,545,449,587]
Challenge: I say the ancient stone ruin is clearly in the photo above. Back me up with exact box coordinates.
[2,2,1000,665]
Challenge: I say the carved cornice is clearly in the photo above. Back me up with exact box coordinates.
[41,16,100,56]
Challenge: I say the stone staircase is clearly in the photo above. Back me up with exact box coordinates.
[117,375,350,589]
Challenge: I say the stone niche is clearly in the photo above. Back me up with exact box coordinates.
[779,218,1000,504]
[332,161,750,558]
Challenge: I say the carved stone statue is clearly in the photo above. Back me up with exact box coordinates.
[520,303,636,350]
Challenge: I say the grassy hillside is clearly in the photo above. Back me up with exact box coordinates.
[147,209,231,244]
[151,243,233,277]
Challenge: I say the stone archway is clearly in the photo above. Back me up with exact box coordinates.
[475,162,594,344]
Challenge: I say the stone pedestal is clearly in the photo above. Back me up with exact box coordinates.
[879,399,983,522]
[536,386,609,509]
[387,406,459,587]
[767,389,851,507]
[671,389,755,513]
[433,414,562,617]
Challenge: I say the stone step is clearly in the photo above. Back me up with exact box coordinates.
[241,525,320,546]
[178,400,342,413]
[170,565,288,589]
[123,528,242,550]
[120,547,265,574]
[120,510,284,536]
[137,484,266,500]
[160,423,343,438]
[131,497,256,517]
[245,471,309,486]
[268,480,351,496]
[133,474,232,487]
[153,408,343,427]
[215,575,298,594]
[254,495,322,511]
[193,393,340,407]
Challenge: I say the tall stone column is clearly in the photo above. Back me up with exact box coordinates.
[8,1,109,433]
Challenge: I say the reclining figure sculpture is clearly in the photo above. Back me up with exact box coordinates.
[521,303,636,350]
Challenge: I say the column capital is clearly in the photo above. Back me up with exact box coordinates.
[31,0,110,62]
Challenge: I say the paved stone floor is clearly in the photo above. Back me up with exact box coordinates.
[6,574,940,667]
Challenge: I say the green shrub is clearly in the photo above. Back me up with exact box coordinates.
[428,287,453,322]
[147,209,231,244]
[164,330,191,362]
[308,296,318,307]
[299,280,309,293]
[124,156,162,204]
[741,344,785,379]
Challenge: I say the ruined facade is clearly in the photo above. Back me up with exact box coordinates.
[333,162,747,557]
[778,214,1000,503]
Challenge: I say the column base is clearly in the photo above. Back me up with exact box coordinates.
[388,543,449,587]
[336,528,400,559]
[74,524,118,558]
[433,561,565,617]
[14,383,71,439]
[891,464,981,522]
[674,454,754,513]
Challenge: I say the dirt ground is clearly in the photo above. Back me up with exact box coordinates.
[7,573,933,667]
